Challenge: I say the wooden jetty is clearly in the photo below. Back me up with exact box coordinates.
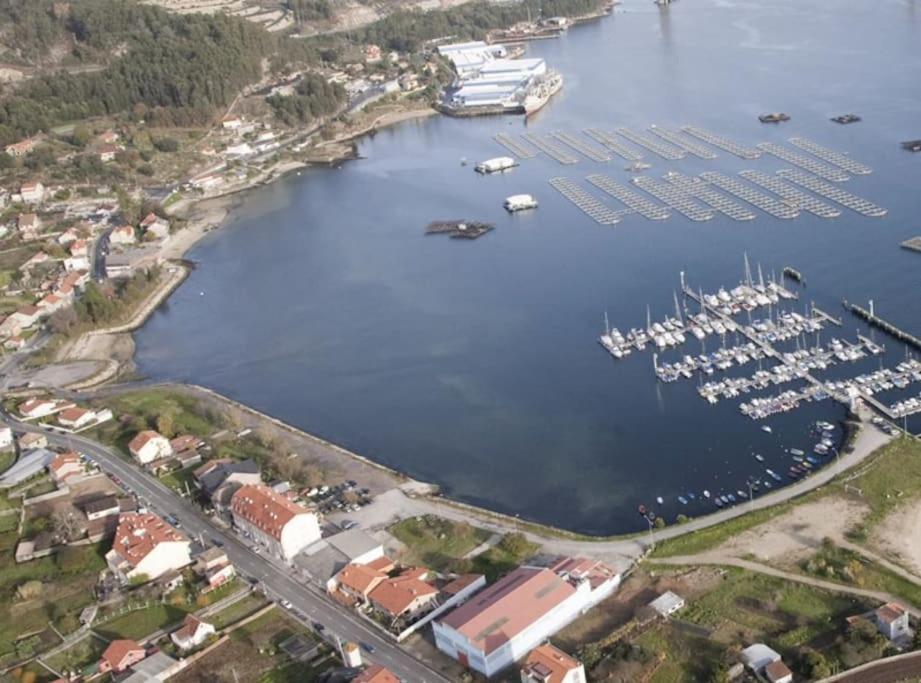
[631,176,714,221]
[756,142,850,182]
[788,137,872,175]
[583,129,644,161]
[811,305,842,327]
[844,301,921,350]
[648,126,717,159]
[739,170,842,218]
[549,177,622,225]
[493,132,538,159]
[552,131,613,162]
[901,236,921,253]
[615,128,686,161]
[521,133,579,165]
[776,169,887,217]
[664,172,756,221]
[680,126,761,159]
[699,172,799,219]
[586,174,671,220]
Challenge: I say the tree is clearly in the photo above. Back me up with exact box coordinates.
[153,137,179,153]
[799,647,832,679]
[52,511,83,543]
[49,307,78,335]
[654,516,666,529]
[72,125,91,147]
[155,413,175,437]
[498,532,531,557]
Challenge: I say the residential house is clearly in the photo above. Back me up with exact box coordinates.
[19,398,73,419]
[110,224,136,246]
[230,483,321,561]
[0,316,21,339]
[19,432,47,450]
[56,406,96,429]
[105,512,191,582]
[876,602,911,642]
[69,239,89,258]
[37,293,66,315]
[20,180,44,204]
[5,138,36,157]
[190,172,224,191]
[194,458,260,508]
[84,494,121,521]
[3,335,26,351]
[765,660,794,683]
[128,430,173,465]
[99,639,146,674]
[11,305,41,329]
[0,426,12,450]
[353,664,401,683]
[648,591,685,618]
[520,643,586,683]
[48,452,83,483]
[333,562,387,603]
[197,547,236,589]
[221,114,243,130]
[170,614,216,651]
[343,641,362,667]
[97,144,118,162]
[98,130,119,144]
[17,213,40,239]
[119,651,182,682]
[57,227,80,245]
[63,255,90,272]
[364,44,382,62]
[140,212,170,240]
[741,644,783,674]
[368,568,439,620]
[434,558,621,678]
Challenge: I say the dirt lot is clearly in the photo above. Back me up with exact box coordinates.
[25,474,122,521]
[714,496,868,568]
[875,499,921,576]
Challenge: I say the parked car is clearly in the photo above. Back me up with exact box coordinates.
[341,520,358,530]
[360,642,376,654]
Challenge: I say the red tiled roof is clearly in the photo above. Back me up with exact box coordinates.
[353,664,400,683]
[337,563,386,597]
[111,512,188,567]
[765,659,793,682]
[170,434,199,452]
[442,573,484,596]
[49,451,81,474]
[369,570,438,617]
[173,613,211,642]
[100,639,144,672]
[877,602,906,624]
[230,484,309,541]
[439,567,576,654]
[522,644,582,683]
[129,430,165,454]
[365,556,396,573]
[58,406,90,423]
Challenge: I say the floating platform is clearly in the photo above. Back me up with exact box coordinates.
[549,177,622,225]
[901,236,921,253]
[426,220,494,239]
[616,128,686,160]
[493,132,538,159]
[699,172,799,219]
[776,170,887,218]
[664,172,756,221]
[583,129,644,161]
[739,170,842,218]
[783,266,804,284]
[681,126,761,159]
[521,133,579,165]
[631,176,714,221]
[788,137,872,176]
[552,131,613,162]
[756,142,850,182]
[586,174,671,220]
[648,126,717,159]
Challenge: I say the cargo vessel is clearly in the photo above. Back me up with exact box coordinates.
[475,156,519,174]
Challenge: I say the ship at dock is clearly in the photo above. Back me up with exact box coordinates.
[523,72,564,116]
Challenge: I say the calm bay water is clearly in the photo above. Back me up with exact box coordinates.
[135,0,921,534]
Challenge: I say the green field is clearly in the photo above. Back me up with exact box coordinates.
[95,602,191,641]
[209,593,270,630]
[389,515,492,571]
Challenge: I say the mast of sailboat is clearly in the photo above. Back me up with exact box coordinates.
[646,304,652,334]
[743,252,752,288]
[604,310,610,336]
[758,263,765,290]
[673,290,682,324]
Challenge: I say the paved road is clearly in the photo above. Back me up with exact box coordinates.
[4,415,450,683]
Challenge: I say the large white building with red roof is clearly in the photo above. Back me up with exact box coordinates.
[433,559,619,678]
[105,512,191,582]
[230,484,320,561]
[128,430,173,464]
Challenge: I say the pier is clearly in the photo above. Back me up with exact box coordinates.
[664,172,756,221]
[901,237,921,253]
[699,172,799,219]
[583,128,645,161]
[586,174,671,220]
[552,131,613,162]
[549,177,622,225]
[739,171,842,218]
[680,126,761,159]
[845,301,921,351]
[776,169,888,217]
[811,306,842,327]
[615,128,687,160]
[648,126,718,159]
[493,132,538,159]
[521,133,579,165]
[756,142,850,182]
[788,137,872,176]
[631,176,714,221]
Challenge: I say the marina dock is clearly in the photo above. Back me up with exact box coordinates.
[776,169,888,217]
[788,137,872,175]
[616,128,687,160]
[648,126,718,159]
[901,236,921,253]
[552,131,613,162]
[631,176,714,221]
[756,142,850,182]
[845,301,921,351]
[680,126,761,159]
[583,128,645,161]
[739,170,842,218]
[699,172,799,219]
[549,177,622,224]
[664,172,756,221]
[493,132,538,159]
[586,174,671,220]
[521,133,579,165]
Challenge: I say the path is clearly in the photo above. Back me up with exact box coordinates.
[461,533,502,560]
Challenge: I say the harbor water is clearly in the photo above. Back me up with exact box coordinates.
[134,0,921,534]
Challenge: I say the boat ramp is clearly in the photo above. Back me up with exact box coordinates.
[776,169,887,217]
[493,132,538,159]
[698,172,800,219]
[548,177,622,224]
[552,131,613,162]
[680,126,762,159]
[756,142,850,182]
[664,172,756,221]
[739,170,842,218]
[615,128,686,160]
[631,176,714,221]
[648,126,718,159]
[583,128,645,161]
[788,137,872,175]
[521,133,579,165]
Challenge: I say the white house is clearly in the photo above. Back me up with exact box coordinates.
[230,484,321,561]
[520,643,585,683]
[221,114,243,130]
[140,213,170,240]
[48,451,83,483]
[64,255,90,272]
[170,614,215,651]
[105,512,191,582]
[876,602,912,642]
[17,213,40,239]
[57,406,97,429]
[20,180,44,204]
[649,591,685,618]
[128,430,173,465]
[19,397,73,419]
[0,426,12,450]
[434,558,620,678]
